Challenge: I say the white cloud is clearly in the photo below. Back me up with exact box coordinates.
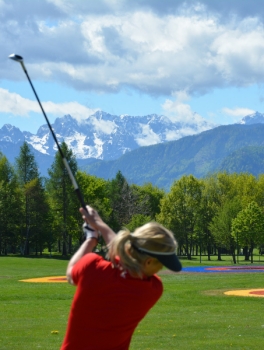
[0,88,97,121]
[89,117,116,134]
[222,107,255,117]
[162,91,203,123]
[165,129,182,141]
[0,88,38,116]
[2,1,264,98]
[44,101,98,122]
[135,124,161,146]
[162,91,216,135]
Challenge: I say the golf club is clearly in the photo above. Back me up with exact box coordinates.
[8,54,89,214]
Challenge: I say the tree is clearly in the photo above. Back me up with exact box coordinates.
[24,178,51,255]
[231,173,258,210]
[107,172,163,231]
[77,171,111,224]
[16,142,39,184]
[47,142,80,256]
[255,174,264,207]
[203,172,256,261]
[15,142,39,255]
[195,179,216,261]
[231,201,264,263]
[210,197,242,263]
[76,171,112,253]
[125,214,151,232]
[157,175,202,259]
[131,183,165,220]
[0,153,22,254]
[107,171,135,231]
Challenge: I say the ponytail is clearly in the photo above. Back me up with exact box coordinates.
[107,229,148,277]
[107,222,177,278]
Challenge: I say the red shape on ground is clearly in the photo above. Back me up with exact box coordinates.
[206,266,264,271]
[249,290,264,295]
[206,267,229,271]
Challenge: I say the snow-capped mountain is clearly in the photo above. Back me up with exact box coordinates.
[0,111,216,161]
[0,124,25,143]
[1,110,264,178]
[238,111,264,125]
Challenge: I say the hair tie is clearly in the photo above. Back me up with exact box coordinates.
[129,232,135,241]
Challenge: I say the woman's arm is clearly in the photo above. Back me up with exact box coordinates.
[66,238,97,285]
[66,205,116,285]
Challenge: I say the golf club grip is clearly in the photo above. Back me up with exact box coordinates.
[75,189,87,211]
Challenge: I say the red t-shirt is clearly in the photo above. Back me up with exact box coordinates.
[61,253,163,350]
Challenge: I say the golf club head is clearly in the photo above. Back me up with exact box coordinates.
[9,54,24,62]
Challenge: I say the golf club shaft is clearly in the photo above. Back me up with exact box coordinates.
[16,59,87,210]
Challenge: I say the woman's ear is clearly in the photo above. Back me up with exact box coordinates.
[144,257,154,267]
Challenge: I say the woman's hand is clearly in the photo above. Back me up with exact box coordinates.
[79,205,116,245]
[79,205,104,231]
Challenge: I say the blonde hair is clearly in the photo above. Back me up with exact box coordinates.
[107,222,177,277]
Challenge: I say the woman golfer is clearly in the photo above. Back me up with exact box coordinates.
[61,205,181,350]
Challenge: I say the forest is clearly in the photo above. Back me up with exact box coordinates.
[1,141,264,263]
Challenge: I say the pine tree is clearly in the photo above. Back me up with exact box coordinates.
[47,142,79,256]
[24,178,51,255]
[107,171,134,231]
[15,142,40,255]
[16,142,39,184]
[0,153,22,254]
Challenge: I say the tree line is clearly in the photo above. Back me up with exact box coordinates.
[0,141,163,256]
[1,141,264,262]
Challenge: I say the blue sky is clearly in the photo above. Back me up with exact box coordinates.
[1,0,264,134]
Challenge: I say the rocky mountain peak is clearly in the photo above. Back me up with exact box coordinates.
[238,111,264,125]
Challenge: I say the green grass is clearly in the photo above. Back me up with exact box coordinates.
[1,256,264,349]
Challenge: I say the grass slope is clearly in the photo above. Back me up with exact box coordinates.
[1,256,264,350]
[219,145,264,176]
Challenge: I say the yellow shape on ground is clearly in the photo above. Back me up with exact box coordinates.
[224,289,264,297]
[20,276,67,283]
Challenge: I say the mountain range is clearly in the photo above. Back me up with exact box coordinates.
[1,111,264,189]
[0,111,216,173]
[83,123,264,190]
[0,111,216,160]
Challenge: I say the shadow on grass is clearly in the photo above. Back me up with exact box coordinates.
[178,254,264,265]
[0,253,70,260]
[2,254,264,265]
